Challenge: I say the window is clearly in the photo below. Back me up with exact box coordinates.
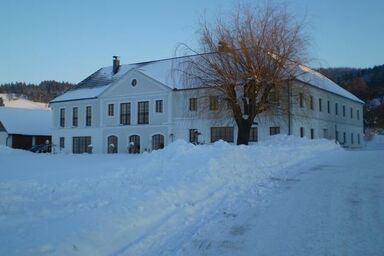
[310,128,314,139]
[129,135,140,153]
[211,127,234,142]
[323,128,329,139]
[189,129,199,144]
[72,107,78,127]
[268,90,279,105]
[72,136,91,154]
[342,105,346,117]
[300,127,305,138]
[299,93,304,108]
[155,100,163,113]
[327,100,330,114]
[343,132,346,144]
[120,103,131,125]
[189,98,197,111]
[60,108,65,127]
[270,127,280,136]
[108,104,114,116]
[351,133,354,144]
[319,98,322,112]
[138,101,149,124]
[357,109,360,120]
[59,137,65,149]
[209,96,218,111]
[358,134,360,144]
[107,135,118,153]
[86,106,92,126]
[310,96,314,110]
[350,107,353,119]
[334,103,338,115]
[152,134,165,150]
[249,127,258,142]
[336,131,339,142]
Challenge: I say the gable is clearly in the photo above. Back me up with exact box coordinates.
[0,121,7,133]
[100,69,171,99]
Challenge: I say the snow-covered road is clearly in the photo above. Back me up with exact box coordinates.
[180,149,384,256]
[0,136,383,255]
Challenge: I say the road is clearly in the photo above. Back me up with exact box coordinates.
[180,149,384,256]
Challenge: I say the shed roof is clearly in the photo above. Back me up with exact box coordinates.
[0,107,52,136]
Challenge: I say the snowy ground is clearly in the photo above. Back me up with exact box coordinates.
[0,135,383,255]
[0,93,48,109]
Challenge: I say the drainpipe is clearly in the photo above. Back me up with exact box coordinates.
[287,83,292,135]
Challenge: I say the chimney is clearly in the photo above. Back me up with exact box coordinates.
[113,56,120,74]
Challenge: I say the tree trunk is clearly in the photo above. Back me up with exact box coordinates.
[236,119,251,145]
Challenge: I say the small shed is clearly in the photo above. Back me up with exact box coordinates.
[0,107,52,150]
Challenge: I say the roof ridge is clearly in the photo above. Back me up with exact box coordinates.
[99,53,203,69]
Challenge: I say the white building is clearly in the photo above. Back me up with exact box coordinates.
[49,56,364,154]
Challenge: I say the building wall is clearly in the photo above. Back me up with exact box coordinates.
[51,71,172,153]
[290,81,364,148]
[50,74,365,153]
[0,131,8,146]
[171,87,289,144]
[52,98,100,130]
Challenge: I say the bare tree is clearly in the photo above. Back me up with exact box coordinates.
[179,3,308,145]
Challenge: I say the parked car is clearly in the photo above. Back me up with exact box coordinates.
[29,144,52,153]
[29,144,43,153]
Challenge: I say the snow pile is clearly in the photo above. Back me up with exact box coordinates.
[0,145,30,154]
[365,134,384,150]
[0,136,340,255]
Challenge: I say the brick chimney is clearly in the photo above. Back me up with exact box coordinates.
[113,56,120,74]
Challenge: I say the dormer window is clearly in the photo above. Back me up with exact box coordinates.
[131,79,137,87]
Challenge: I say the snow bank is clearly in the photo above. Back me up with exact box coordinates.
[0,136,340,255]
[0,145,31,154]
[365,134,384,150]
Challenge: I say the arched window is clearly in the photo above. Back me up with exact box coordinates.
[107,135,118,153]
[129,135,140,154]
[152,134,164,150]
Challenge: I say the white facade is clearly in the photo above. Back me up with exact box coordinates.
[0,131,7,146]
[50,58,364,154]
[289,81,364,146]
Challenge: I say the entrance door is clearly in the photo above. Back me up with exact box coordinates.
[129,135,140,153]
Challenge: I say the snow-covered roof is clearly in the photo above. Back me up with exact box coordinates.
[0,107,51,136]
[49,85,110,103]
[50,55,364,104]
[296,65,364,103]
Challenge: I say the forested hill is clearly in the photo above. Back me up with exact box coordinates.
[318,64,384,101]
[0,81,74,103]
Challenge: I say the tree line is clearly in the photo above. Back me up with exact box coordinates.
[0,80,74,103]
[318,65,384,101]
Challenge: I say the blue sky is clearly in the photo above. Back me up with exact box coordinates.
[0,0,383,84]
